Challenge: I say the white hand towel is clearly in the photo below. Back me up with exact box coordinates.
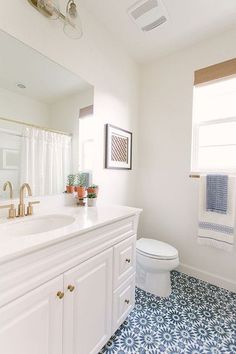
[198,176,235,251]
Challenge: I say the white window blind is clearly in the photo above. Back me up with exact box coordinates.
[191,59,236,173]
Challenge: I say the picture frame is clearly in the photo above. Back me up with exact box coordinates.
[0,149,19,170]
[105,124,132,170]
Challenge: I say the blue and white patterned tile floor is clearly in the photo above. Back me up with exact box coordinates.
[100,271,236,354]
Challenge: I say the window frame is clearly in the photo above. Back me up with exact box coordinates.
[192,59,236,174]
[191,114,236,174]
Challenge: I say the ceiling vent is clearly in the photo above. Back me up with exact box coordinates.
[127,0,168,32]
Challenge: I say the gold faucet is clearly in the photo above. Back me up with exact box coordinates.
[0,204,16,219]
[0,181,16,218]
[3,181,13,199]
[18,183,32,217]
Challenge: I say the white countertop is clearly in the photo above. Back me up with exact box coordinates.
[0,204,141,264]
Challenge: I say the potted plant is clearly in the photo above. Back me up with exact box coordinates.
[76,173,87,198]
[66,174,76,193]
[87,184,99,195]
[87,193,97,207]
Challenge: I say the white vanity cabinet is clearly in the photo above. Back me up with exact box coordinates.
[0,276,64,354]
[63,248,113,354]
[0,211,140,354]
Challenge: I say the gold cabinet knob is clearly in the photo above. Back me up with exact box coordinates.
[125,259,131,263]
[125,299,130,304]
[67,285,75,292]
[57,291,64,299]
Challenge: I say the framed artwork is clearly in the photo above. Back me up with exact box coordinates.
[0,149,19,170]
[105,124,132,170]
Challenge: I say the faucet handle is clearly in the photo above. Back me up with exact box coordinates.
[27,201,40,216]
[0,204,16,219]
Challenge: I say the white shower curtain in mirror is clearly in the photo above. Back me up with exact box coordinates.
[20,127,71,196]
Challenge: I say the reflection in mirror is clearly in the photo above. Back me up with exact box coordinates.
[0,30,94,200]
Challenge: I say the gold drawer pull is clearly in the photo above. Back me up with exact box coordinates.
[57,291,64,299]
[125,299,130,304]
[125,259,131,263]
[67,285,75,292]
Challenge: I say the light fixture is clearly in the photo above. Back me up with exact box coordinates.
[63,0,83,39]
[28,0,60,19]
[17,83,26,89]
[27,0,83,39]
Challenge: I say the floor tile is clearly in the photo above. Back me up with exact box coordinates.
[100,271,236,354]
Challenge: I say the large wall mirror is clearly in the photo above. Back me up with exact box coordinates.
[0,30,94,200]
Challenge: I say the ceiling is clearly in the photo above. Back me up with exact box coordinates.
[0,30,92,104]
[82,0,236,63]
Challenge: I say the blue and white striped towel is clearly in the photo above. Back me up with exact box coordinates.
[198,176,235,251]
[206,174,228,214]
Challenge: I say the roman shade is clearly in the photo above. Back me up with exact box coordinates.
[194,58,236,85]
[79,105,94,118]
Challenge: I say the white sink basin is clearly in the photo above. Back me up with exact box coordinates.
[0,214,76,237]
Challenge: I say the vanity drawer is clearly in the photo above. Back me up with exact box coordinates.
[113,235,136,289]
[112,274,135,332]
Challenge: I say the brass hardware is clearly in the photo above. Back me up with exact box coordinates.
[27,1,75,26]
[0,204,12,209]
[27,0,55,18]
[3,181,13,199]
[18,183,32,217]
[0,204,16,219]
[8,204,16,219]
[57,291,64,299]
[67,285,75,292]
[189,174,200,179]
[125,299,130,304]
[125,259,131,263]
[27,201,40,216]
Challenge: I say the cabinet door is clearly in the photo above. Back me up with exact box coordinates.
[0,276,63,354]
[113,235,136,289]
[63,248,113,354]
[112,274,135,333]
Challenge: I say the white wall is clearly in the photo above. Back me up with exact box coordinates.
[0,0,139,206]
[138,27,236,291]
[50,88,94,134]
[0,87,50,125]
[50,88,94,172]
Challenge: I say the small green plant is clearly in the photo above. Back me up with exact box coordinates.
[89,184,98,188]
[67,174,76,186]
[76,173,87,187]
[87,193,97,199]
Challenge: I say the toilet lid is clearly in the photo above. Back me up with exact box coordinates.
[137,238,178,260]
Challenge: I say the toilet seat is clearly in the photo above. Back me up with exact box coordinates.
[137,238,178,260]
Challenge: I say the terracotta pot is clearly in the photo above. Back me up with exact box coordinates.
[77,186,86,198]
[87,187,99,195]
[74,186,78,192]
[66,185,74,193]
[87,198,97,207]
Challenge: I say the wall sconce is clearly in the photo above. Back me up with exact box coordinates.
[28,0,83,39]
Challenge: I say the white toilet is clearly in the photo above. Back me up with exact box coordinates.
[136,238,179,298]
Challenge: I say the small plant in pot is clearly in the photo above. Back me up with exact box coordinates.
[87,184,99,195]
[87,193,97,207]
[76,173,87,198]
[66,174,76,193]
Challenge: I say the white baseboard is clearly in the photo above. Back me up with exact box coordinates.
[177,263,236,293]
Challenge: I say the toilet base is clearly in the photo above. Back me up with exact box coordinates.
[136,266,172,298]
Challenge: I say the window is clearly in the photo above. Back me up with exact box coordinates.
[78,105,94,173]
[191,59,236,173]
